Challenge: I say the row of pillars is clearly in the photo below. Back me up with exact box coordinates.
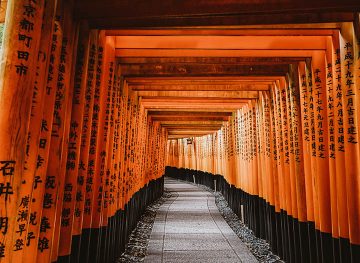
[0,0,167,262]
[167,22,360,263]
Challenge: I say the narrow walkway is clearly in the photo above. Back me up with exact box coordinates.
[145,178,258,263]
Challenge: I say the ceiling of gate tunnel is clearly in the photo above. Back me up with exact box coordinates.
[75,1,360,139]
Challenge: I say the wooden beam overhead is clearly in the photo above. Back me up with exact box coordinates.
[114,35,327,50]
[148,111,233,117]
[117,56,306,64]
[115,49,315,57]
[125,76,283,82]
[75,1,359,28]
[106,28,337,36]
[130,84,271,91]
[159,121,225,125]
[77,1,359,19]
[151,116,230,121]
[120,63,289,77]
[135,90,259,99]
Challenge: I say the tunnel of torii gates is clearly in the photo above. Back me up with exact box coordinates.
[1,0,360,263]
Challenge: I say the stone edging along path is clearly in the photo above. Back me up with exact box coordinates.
[117,179,283,263]
[117,191,173,262]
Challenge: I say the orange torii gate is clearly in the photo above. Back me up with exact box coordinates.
[0,1,360,262]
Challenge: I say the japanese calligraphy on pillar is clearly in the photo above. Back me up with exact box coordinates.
[0,0,45,260]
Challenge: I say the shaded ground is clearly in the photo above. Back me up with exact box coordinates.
[118,178,282,263]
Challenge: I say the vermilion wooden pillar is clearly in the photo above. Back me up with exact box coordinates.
[22,17,62,263]
[0,1,45,262]
[36,1,78,262]
[57,21,90,259]
[340,23,360,261]
[10,0,57,262]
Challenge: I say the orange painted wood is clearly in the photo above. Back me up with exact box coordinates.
[298,61,315,223]
[36,2,77,261]
[72,30,98,236]
[331,33,350,240]
[10,0,57,262]
[312,51,332,235]
[22,18,63,263]
[0,1,45,261]
[82,30,102,231]
[91,34,115,230]
[58,22,90,257]
[288,68,307,223]
[340,23,360,245]
[325,37,339,239]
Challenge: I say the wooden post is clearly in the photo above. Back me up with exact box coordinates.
[36,1,77,261]
[57,21,90,258]
[22,16,62,263]
[9,0,57,262]
[0,0,45,262]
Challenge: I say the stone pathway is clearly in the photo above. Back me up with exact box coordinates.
[144,178,258,263]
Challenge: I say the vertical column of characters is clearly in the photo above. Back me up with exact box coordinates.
[36,3,77,261]
[238,110,244,188]
[140,105,148,185]
[312,51,333,262]
[122,86,131,205]
[288,66,307,225]
[243,106,250,193]
[272,85,285,214]
[324,38,339,244]
[55,8,80,262]
[353,22,360,258]
[227,116,234,185]
[256,97,264,204]
[52,7,80,261]
[331,33,350,253]
[80,30,101,240]
[340,23,360,254]
[57,22,90,257]
[256,96,264,204]
[72,30,98,240]
[132,99,140,190]
[262,91,276,212]
[0,0,45,261]
[87,30,105,233]
[279,78,292,218]
[298,62,315,224]
[103,58,117,233]
[124,93,133,204]
[22,16,62,263]
[268,88,281,215]
[91,35,115,237]
[104,65,119,258]
[258,96,269,238]
[139,104,146,186]
[118,87,128,210]
[285,76,298,221]
[93,36,115,263]
[115,78,125,211]
[11,1,56,262]
[253,101,259,198]
[305,61,321,233]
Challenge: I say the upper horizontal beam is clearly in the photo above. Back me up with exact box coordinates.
[106,28,337,36]
[114,35,327,50]
[136,90,259,99]
[120,63,289,76]
[115,49,316,57]
[130,84,271,91]
[75,1,359,28]
[76,1,359,19]
[118,56,305,65]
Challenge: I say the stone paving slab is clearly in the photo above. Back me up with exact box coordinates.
[144,178,258,263]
